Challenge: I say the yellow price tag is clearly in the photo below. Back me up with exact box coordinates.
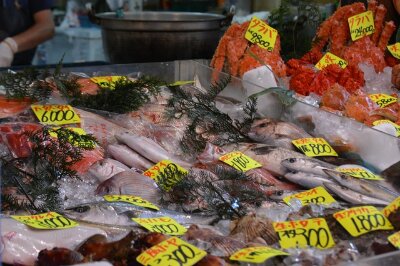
[333,206,393,237]
[137,237,206,266]
[273,218,335,249]
[315,52,348,70]
[104,194,159,211]
[143,160,188,192]
[11,212,78,230]
[169,81,194,86]
[335,167,383,181]
[230,246,289,263]
[383,196,400,218]
[219,151,262,172]
[132,216,187,236]
[369,94,398,108]
[283,186,336,206]
[292,138,338,157]
[31,105,81,126]
[388,43,400,60]
[90,76,124,89]
[373,120,400,137]
[245,17,278,51]
[388,231,400,249]
[348,11,375,41]
[49,127,96,148]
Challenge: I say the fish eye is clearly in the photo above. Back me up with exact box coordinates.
[289,158,296,163]
[291,170,298,174]
[67,205,90,213]
[216,147,223,153]
[276,190,284,196]
[258,123,267,128]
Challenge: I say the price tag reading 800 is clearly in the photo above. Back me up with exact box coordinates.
[132,216,187,236]
[11,212,78,230]
[31,105,81,126]
[137,237,206,266]
[143,160,188,192]
[103,195,159,211]
[283,186,336,206]
[230,246,289,263]
[292,138,338,157]
[315,52,348,70]
[273,218,335,249]
[219,151,262,172]
[348,11,375,41]
[333,206,393,237]
[245,17,278,51]
[368,94,398,108]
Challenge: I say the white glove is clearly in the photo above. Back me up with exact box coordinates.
[0,38,18,67]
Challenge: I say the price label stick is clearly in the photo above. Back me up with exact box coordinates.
[143,160,188,192]
[104,195,159,210]
[348,11,375,41]
[273,218,335,249]
[315,52,348,70]
[230,246,289,263]
[335,167,383,180]
[283,186,336,206]
[90,76,124,89]
[31,105,81,126]
[219,151,262,172]
[368,94,398,108]
[11,212,78,230]
[383,196,400,218]
[49,127,96,149]
[388,231,400,249]
[292,138,338,157]
[245,17,278,51]
[132,216,187,236]
[137,237,206,266]
[388,43,400,60]
[333,206,393,237]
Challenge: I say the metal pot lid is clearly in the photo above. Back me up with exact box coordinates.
[94,11,227,31]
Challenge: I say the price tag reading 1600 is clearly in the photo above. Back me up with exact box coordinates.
[31,105,81,126]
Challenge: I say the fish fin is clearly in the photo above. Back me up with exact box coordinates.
[251,145,278,155]
[360,183,373,193]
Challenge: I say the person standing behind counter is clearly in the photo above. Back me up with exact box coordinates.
[0,0,55,67]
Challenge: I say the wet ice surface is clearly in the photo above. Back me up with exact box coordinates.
[58,177,102,208]
[359,64,398,95]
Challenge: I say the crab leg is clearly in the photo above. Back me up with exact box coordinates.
[368,0,377,17]
[371,5,387,45]
[378,21,397,52]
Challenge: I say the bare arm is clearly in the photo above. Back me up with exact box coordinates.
[12,9,55,53]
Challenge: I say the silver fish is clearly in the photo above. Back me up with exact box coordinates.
[323,182,390,206]
[248,118,311,150]
[115,132,192,168]
[95,170,161,203]
[107,144,153,170]
[323,169,399,202]
[63,201,217,227]
[283,171,334,189]
[281,157,335,177]
[88,158,130,182]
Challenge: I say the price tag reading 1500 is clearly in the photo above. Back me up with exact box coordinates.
[334,206,393,237]
[245,17,278,51]
[137,237,207,266]
[273,218,335,249]
[31,105,81,126]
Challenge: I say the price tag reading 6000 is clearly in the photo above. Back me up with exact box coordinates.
[11,212,78,230]
[31,105,81,126]
[273,218,335,249]
[137,237,206,266]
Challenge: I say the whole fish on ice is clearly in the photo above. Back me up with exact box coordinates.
[87,158,130,182]
[281,157,335,177]
[283,171,334,189]
[107,144,153,170]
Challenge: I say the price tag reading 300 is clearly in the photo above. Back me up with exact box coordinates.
[273,218,335,249]
[11,212,78,230]
[219,151,262,172]
[132,216,187,236]
[283,186,336,206]
[31,105,81,126]
[348,11,375,41]
[334,206,393,237]
[292,138,338,157]
[245,17,278,51]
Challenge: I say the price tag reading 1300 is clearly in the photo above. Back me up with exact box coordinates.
[273,218,335,249]
[132,216,187,236]
[219,151,262,172]
[31,105,81,126]
[292,138,338,157]
[11,212,78,230]
[333,206,393,237]
[137,237,207,266]
[245,17,278,51]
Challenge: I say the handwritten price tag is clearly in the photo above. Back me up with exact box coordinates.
[383,197,400,217]
[104,194,159,211]
[11,212,78,230]
[373,120,400,137]
[31,105,81,126]
[389,231,400,249]
[245,17,278,51]
[230,246,289,263]
[90,76,124,89]
[292,138,338,157]
[49,127,96,149]
[132,217,187,236]
[143,160,188,192]
[283,186,336,206]
[273,218,335,249]
[369,94,398,108]
[348,11,375,41]
[333,206,393,237]
[315,52,348,70]
[388,43,400,60]
[137,237,206,266]
[219,151,262,172]
[335,167,383,181]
